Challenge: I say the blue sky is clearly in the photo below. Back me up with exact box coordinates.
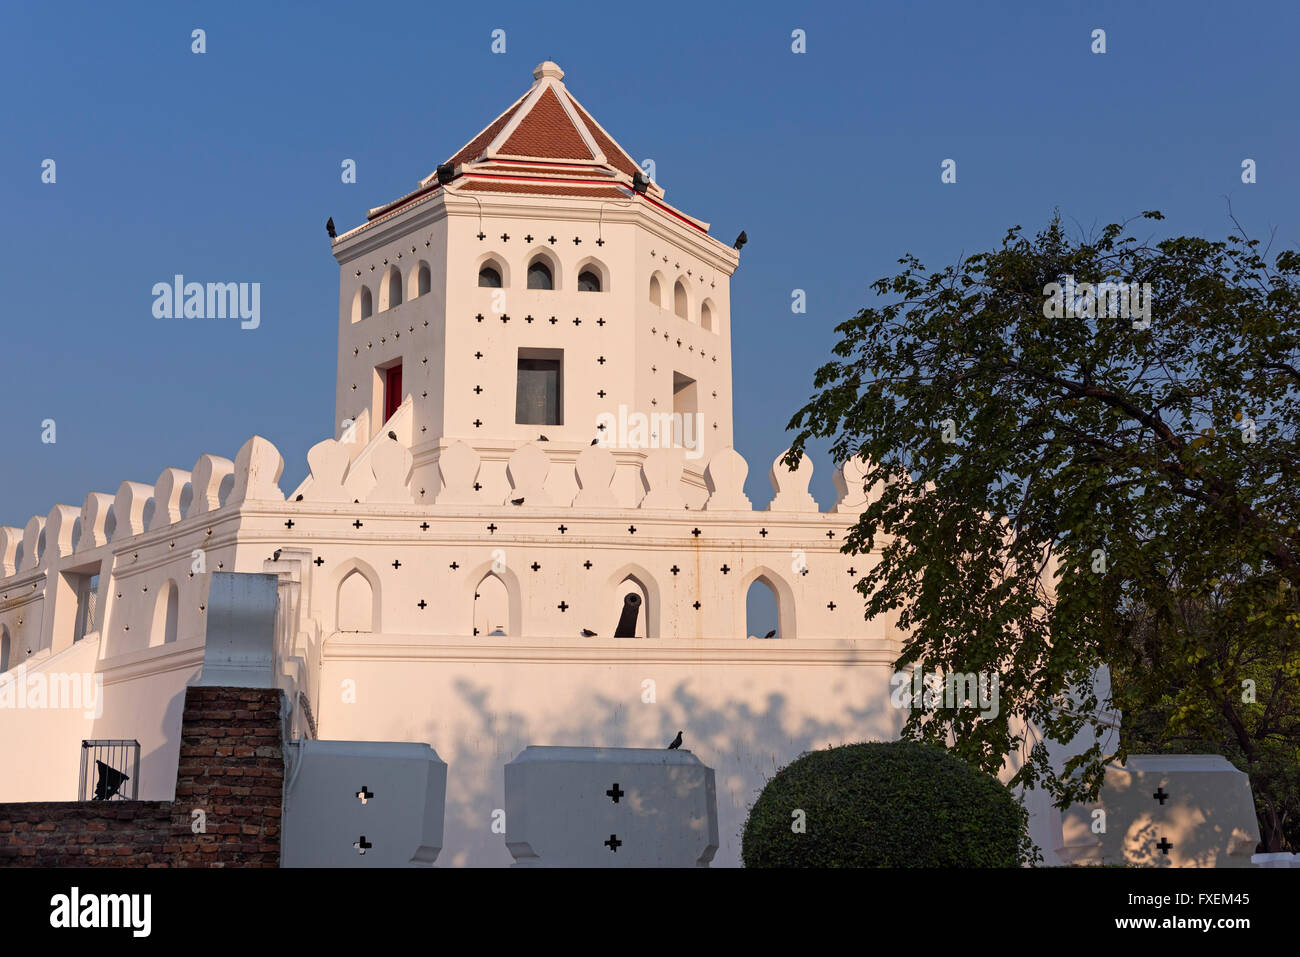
[2,0,1297,533]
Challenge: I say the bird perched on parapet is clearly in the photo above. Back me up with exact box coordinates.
[388,431,397,440]
[591,438,599,445]
[733,230,747,251]
[295,494,303,501]
[538,435,549,441]
[511,497,525,506]
[326,217,336,238]
[668,731,683,750]
[763,629,776,639]
[580,628,597,637]
[272,549,281,561]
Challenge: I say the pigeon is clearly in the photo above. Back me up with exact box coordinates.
[326,217,336,238]
[295,494,303,501]
[511,497,525,506]
[764,629,776,639]
[272,549,282,561]
[388,431,397,440]
[538,435,549,441]
[591,438,599,445]
[667,731,683,750]
[580,628,597,637]
[733,230,747,251]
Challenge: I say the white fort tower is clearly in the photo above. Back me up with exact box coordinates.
[0,63,1104,866]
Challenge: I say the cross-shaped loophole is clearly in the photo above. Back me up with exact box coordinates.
[354,835,372,855]
[605,834,622,853]
[606,783,625,804]
[356,785,373,805]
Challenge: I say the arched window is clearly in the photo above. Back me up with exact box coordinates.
[474,572,510,636]
[527,259,554,290]
[478,264,503,288]
[745,577,780,639]
[380,266,403,310]
[1,625,10,672]
[578,270,601,292]
[416,263,431,297]
[152,581,179,646]
[701,300,716,332]
[674,280,688,319]
[352,285,373,323]
[741,569,795,639]
[649,274,663,307]
[337,569,376,632]
[613,575,649,638]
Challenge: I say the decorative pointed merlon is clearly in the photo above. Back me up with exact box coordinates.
[435,441,482,505]
[767,450,818,513]
[367,441,414,504]
[703,447,751,511]
[304,439,351,503]
[0,526,22,577]
[77,493,114,552]
[833,456,881,514]
[45,505,80,559]
[572,446,617,507]
[504,443,551,506]
[150,468,192,529]
[112,482,154,541]
[188,454,235,517]
[20,515,46,571]
[231,436,285,504]
[640,448,686,509]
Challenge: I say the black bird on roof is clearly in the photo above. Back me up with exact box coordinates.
[733,230,747,251]
[388,431,397,440]
[667,731,683,750]
[272,549,281,561]
[591,438,599,445]
[326,217,337,239]
[763,629,776,639]
[511,497,525,506]
[580,628,597,637]
[295,494,303,501]
[538,435,549,441]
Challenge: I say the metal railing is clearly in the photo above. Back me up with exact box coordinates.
[78,739,140,801]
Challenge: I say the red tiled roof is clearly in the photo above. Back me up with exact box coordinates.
[497,87,594,161]
[445,97,527,168]
[564,93,640,179]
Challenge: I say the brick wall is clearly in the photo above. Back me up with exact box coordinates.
[0,686,284,867]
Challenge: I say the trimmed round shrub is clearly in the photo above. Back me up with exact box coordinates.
[741,741,1033,867]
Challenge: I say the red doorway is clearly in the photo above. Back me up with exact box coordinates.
[383,363,402,423]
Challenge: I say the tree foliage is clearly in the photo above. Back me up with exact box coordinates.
[786,212,1300,850]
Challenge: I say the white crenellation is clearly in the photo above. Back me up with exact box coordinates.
[231,436,286,504]
[189,454,235,517]
[702,447,751,511]
[150,468,192,530]
[767,449,818,513]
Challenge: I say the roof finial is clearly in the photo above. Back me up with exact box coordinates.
[533,60,564,83]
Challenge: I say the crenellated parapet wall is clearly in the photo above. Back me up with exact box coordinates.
[0,426,893,686]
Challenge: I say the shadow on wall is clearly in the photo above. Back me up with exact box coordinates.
[425,675,894,867]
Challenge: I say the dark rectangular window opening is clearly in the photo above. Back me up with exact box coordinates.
[382,362,403,424]
[516,348,563,426]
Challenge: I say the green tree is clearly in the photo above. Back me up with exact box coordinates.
[786,212,1300,850]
